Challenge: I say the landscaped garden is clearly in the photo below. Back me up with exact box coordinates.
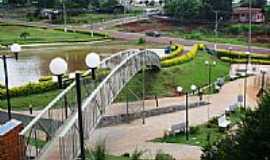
[116,46,230,102]
[0,23,105,45]
[152,108,246,147]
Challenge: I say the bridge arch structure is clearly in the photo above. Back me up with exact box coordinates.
[19,49,160,160]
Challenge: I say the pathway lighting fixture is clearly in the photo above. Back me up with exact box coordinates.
[49,57,68,89]
[205,60,216,93]
[2,43,22,120]
[176,84,199,141]
[85,52,101,80]
[244,51,250,108]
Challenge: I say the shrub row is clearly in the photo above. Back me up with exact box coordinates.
[216,49,270,60]
[0,68,111,99]
[161,44,184,61]
[0,81,57,99]
[161,44,201,67]
[220,57,270,65]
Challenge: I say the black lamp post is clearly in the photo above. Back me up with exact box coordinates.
[176,84,197,141]
[260,69,266,96]
[205,60,216,93]
[244,51,250,109]
[2,43,22,120]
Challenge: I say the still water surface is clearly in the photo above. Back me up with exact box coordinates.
[0,45,112,87]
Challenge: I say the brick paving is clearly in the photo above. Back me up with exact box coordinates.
[88,77,258,160]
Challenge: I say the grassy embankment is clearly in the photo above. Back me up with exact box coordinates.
[0,23,105,45]
[116,51,230,102]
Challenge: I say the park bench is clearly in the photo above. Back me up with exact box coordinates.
[167,122,186,135]
[218,115,231,130]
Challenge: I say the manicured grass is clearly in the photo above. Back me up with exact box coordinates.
[165,29,270,48]
[0,24,103,45]
[0,90,61,111]
[68,12,142,24]
[116,52,230,102]
[153,108,246,147]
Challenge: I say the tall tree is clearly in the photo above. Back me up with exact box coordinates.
[240,0,267,8]
[200,0,233,21]
[201,91,270,160]
[164,0,201,22]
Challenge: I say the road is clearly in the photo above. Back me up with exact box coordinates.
[1,16,270,54]
[109,31,270,54]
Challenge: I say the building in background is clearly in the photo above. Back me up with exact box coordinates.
[232,7,265,23]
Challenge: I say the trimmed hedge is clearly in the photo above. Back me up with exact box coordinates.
[0,68,111,99]
[161,44,201,67]
[0,81,57,99]
[161,44,184,61]
[220,57,270,65]
[216,49,270,60]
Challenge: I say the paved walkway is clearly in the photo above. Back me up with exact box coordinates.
[88,77,258,160]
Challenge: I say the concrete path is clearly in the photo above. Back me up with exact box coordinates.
[88,77,258,160]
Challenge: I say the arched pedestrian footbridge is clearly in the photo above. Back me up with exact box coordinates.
[19,49,160,160]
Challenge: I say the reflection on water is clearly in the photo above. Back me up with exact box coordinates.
[0,45,111,87]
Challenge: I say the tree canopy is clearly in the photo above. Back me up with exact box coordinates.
[201,92,270,160]
[164,0,233,22]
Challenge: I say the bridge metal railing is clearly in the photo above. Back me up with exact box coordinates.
[19,49,139,160]
[58,50,160,160]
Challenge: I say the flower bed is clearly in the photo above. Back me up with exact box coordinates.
[161,44,201,67]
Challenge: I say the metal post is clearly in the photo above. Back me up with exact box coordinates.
[57,75,63,89]
[244,57,248,108]
[64,95,68,119]
[155,95,159,108]
[208,64,212,93]
[261,71,266,95]
[185,92,189,141]
[142,51,145,124]
[3,55,11,120]
[214,11,218,51]
[75,73,85,160]
[91,68,96,80]
[126,91,129,116]
[29,105,33,115]
[63,0,67,32]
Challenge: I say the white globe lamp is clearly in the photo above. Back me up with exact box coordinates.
[10,43,21,60]
[49,57,68,88]
[85,53,101,80]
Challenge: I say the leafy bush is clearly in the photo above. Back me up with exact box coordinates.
[216,49,270,60]
[19,32,30,40]
[130,149,145,160]
[0,81,58,99]
[161,44,200,67]
[88,141,106,160]
[137,37,145,45]
[201,92,270,160]
[220,57,270,65]
[155,151,175,160]
[38,76,53,82]
[161,44,184,61]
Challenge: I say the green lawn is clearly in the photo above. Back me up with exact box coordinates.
[68,12,141,24]
[0,24,104,45]
[165,28,270,48]
[116,52,230,102]
[153,108,246,147]
[0,90,61,111]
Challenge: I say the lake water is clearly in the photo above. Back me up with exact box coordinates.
[0,45,113,87]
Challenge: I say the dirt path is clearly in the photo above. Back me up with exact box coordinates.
[88,77,258,160]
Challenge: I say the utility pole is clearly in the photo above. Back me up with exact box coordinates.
[62,0,67,32]
[214,10,218,51]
